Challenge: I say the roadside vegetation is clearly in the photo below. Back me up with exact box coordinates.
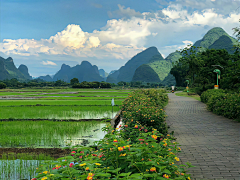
[32,89,194,180]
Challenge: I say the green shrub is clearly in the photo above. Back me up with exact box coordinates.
[201,89,240,122]
[0,82,7,89]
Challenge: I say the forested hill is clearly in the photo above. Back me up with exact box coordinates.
[0,56,32,81]
[193,27,238,53]
[106,46,162,84]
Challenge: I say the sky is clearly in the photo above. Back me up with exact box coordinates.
[0,0,240,78]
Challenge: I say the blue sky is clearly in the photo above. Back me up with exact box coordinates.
[0,0,239,77]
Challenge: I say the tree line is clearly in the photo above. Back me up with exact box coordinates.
[170,45,239,95]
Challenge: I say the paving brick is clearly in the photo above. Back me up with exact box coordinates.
[163,91,240,179]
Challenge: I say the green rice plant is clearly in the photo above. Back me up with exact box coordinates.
[0,120,108,148]
[0,100,124,106]
[0,159,50,180]
[0,105,120,119]
[34,96,126,100]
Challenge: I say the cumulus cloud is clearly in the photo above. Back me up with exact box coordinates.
[49,24,88,49]
[42,60,57,65]
[0,2,240,61]
[87,36,101,48]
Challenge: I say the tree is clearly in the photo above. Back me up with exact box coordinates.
[233,19,240,41]
[0,82,7,89]
[70,78,79,85]
[177,45,204,87]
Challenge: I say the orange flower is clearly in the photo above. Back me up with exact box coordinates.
[163,174,169,179]
[118,147,123,151]
[113,139,118,142]
[150,167,156,172]
[151,135,157,140]
[86,167,89,171]
[134,125,138,128]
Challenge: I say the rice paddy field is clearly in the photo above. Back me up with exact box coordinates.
[0,88,131,180]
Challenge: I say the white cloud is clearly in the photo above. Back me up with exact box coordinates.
[87,36,101,48]
[42,60,57,66]
[162,0,240,15]
[49,24,88,49]
[0,2,239,63]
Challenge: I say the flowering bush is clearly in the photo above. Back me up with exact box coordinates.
[121,89,169,143]
[32,89,193,179]
[33,123,193,179]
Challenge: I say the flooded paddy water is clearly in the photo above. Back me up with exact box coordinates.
[0,88,130,180]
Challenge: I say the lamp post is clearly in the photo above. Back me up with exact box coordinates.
[211,65,224,89]
[185,79,189,92]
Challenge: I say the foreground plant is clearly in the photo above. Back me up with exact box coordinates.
[33,123,193,180]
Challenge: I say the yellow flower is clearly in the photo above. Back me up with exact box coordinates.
[118,147,123,151]
[120,153,126,156]
[163,143,167,147]
[95,163,101,166]
[175,157,180,161]
[88,173,94,176]
[187,177,191,180]
[41,177,47,180]
[146,169,149,172]
[168,148,171,151]
[86,167,89,170]
[43,171,48,174]
[150,167,156,172]
[151,135,157,140]
[80,163,86,166]
[178,147,181,151]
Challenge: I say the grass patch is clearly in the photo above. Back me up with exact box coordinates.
[0,106,120,119]
[0,100,124,106]
[175,92,201,101]
[0,120,108,148]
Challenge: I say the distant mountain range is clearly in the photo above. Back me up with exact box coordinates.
[39,61,104,83]
[106,27,238,86]
[0,27,237,85]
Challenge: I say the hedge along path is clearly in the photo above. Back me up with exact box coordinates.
[163,91,240,180]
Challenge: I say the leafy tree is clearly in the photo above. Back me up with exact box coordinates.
[177,45,204,87]
[0,82,7,89]
[70,78,79,85]
[232,19,240,41]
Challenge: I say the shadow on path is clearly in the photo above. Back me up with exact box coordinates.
[163,92,240,180]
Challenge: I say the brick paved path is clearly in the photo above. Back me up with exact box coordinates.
[163,91,240,180]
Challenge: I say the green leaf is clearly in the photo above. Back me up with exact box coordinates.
[162,169,171,174]
[119,172,132,177]
[129,173,143,179]
[143,174,153,177]
[156,177,166,180]
[95,173,112,177]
